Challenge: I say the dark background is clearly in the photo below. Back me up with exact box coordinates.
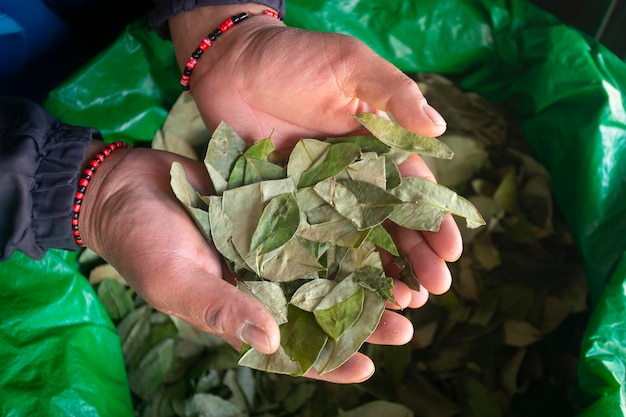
[0,0,624,104]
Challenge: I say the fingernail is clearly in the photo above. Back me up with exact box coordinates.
[240,322,271,353]
[422,103,447,127]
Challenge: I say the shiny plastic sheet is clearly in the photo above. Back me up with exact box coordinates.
[1,1,624,415]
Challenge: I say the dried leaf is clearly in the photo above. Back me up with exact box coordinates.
[249,192,299,255]
[298,142,361,188]
[390,177,486,229]
[314,280,364,340]
[314,178,401,230]
[204,121,248,194]
[228,138,285,188]
[281,305,329,373]
[503,320,542,347]
[354,112,453,159]
[237,280,289,325]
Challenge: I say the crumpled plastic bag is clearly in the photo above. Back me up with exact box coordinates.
[1,1,623,415]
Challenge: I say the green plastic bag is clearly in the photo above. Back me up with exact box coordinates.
[1,0,623,415]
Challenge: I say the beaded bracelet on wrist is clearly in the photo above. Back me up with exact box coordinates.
[72,141,129,248]
[180,9,280,95]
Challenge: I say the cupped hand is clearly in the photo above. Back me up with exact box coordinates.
[79,142,410,383]
[170,9,462,307]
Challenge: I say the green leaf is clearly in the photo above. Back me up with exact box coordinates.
[354,112,453,159]
[281,305,328,374]
[368,224,399,256]
[313,287,386,374]
[314,179,401,230]
[237,281,289,325]
[127,338,175,401]
[326,134,390,155]
[287,139,330,187]
[297,203,370,248]
[353,266,396,304]
[394,254,420,291]
[388,202,448,232]
[384,154,403,190]
[208,195,246,265]
[184,393,245,417]
[298,142,361,188]
[343,153,387,189]
[228,138,286,189]
[96,278,134,321]
[252,238,325,282]
[220,178,298,262]
[249,193,300,255]
[170,162,211,239]
[314,280,365,340]
[204,121,249,194]
[290,279,337,312]
[238,344,302,376]
[390,176,485,228]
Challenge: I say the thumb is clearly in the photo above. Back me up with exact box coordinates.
[348,47,447,137]
[159,269,281,355]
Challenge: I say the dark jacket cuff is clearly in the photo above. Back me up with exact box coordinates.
[0,97,99,260]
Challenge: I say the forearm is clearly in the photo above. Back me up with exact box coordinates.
[0,97,99,261]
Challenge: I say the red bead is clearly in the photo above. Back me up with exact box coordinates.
[73,203,81,213]
[219,19,234,32]
[89,159,99,169]
[264,10,279,18]
[78,178,89,188]
[102,148,111,157]
[200,38,212,50]
[75,191,85,200]
[72,218,79,226]
[83,168,93,177]
[96,154,105,163]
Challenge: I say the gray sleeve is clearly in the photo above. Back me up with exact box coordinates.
[0,97,98,261]
[149,0,286,39]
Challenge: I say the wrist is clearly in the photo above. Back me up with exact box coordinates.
[73,141,131,249]
[170,4,284,91]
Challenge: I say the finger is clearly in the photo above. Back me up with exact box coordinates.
[347,44,447,138]
[379,248,434,309]
[389,223,453,295]
[388,279,412,310]
[158,267,281,355]
[408,287,430,309]
[366,310,413,345]
[304,353,375,384]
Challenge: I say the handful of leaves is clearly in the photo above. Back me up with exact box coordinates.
[170,112,485,376]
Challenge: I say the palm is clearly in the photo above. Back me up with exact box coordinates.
[190,26,444,151]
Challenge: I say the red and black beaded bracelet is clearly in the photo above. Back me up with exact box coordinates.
[72,140,129,248]
[180,9,280,94]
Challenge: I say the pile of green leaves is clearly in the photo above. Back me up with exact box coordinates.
[169,112,485,376]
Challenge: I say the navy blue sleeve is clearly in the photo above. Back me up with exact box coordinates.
[149,0,286,39]
[0,97,99,261]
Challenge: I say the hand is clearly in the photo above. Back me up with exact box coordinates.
[170,8,462,304]
[80,142,407,383]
